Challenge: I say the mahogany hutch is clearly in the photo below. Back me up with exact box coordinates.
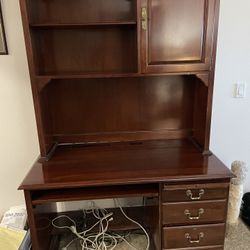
[19,0,233,249]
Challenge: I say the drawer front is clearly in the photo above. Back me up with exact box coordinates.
[162,183,229,202]
[162,200,227,226]
[163,246,223,250]
[162,223,225,249]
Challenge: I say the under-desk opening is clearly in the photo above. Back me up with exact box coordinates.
[30,190,159,250]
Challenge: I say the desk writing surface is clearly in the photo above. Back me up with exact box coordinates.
[19,140,233,190]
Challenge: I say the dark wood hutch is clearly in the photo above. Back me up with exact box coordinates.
[19,0,233,249]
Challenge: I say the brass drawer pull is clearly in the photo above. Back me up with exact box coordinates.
[186,189,204,200]
[184,208,204,220]
[185,232,204,244]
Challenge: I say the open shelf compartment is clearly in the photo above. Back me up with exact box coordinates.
[36,75,208,156]
[30,26,138,75]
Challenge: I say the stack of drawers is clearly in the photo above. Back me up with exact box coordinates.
[161,182,230,250]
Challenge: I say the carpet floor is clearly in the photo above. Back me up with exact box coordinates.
[225,220,250,250]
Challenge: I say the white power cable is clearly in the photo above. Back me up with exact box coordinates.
[118,207,149,250]
[52,200,150,250]
[52,215,76,230]
[114,199,150,250]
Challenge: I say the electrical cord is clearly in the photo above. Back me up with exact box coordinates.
[114,199,150,250]
[52,201,150,250]
[118,207,149,250]
[52,215,77,230]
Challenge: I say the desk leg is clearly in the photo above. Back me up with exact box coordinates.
[24,191,58,250]
[24,190,40,250]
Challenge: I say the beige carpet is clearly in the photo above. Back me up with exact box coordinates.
[225,220,250,250]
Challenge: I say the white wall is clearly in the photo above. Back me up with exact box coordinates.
[0,0,250,216]
[210,0,250,192]
[0,0,39,216]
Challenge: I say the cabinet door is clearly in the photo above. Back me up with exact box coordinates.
[141,0,217,73]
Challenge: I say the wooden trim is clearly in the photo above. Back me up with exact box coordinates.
[196,73,210,87]
[19,0,53,156]
[36,71,211,79]
[204,0,221,151]
[37,77,51,91]
[44,142,58,161]
[54,129,192,144]
[29,21,137,28]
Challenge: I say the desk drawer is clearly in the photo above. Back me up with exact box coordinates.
[162,247,223,250]
[162,223,225,249]
[162,183,229,202]
[162,200,227,226]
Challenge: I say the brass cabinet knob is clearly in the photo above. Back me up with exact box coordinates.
[184,208,204,220]
[186,189,205,200]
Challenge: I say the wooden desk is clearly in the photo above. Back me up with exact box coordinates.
[20,140,233,249]
[18,0,231,249]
